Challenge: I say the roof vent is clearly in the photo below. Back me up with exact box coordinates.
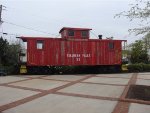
[98,35,102,39]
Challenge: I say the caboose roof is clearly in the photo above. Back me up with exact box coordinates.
[59,27,92,33]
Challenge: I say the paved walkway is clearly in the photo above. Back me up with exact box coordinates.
[0,73,150,113]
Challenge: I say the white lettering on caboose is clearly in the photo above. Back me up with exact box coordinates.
[67,54,81,58]
[67,54,91,61]
[67,54,91,58]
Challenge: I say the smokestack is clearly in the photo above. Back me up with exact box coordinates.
[98,35,102,39]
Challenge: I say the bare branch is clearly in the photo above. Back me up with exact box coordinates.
[116,0,150,35]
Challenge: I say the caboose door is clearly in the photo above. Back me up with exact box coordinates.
[36,40,45,65]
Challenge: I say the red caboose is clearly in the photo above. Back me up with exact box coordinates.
[18,27,126,74]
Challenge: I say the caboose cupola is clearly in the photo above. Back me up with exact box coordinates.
[59,27,92,39]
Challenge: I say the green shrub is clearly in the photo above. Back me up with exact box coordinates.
[143,64,150,72]
[127,63,150,72]
[0,65,19,75]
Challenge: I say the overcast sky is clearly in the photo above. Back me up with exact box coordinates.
[0,0,143,43]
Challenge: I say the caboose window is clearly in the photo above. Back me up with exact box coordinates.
[64,30,67,36]
[81,31,88,37]
[37,40,44,49]
[68,30,74,36]
[109,42,114,49]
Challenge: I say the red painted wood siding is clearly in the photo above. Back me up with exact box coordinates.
[25,38,122,66]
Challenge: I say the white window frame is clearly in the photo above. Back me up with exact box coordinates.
[37,40,44,49]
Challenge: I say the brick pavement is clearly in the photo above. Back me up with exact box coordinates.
[0,73,149,113]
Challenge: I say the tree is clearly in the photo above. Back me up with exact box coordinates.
[130,40,149,63]
[0,36,20,73]
[116,0,150,35]
[0,37,9,66]
[6,43,20,66]
[143,33,150,50]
